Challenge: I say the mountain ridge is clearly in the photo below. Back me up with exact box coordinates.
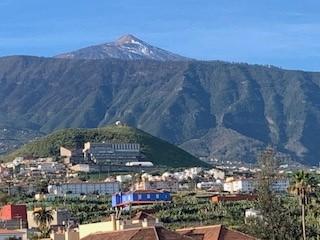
[0,55,320,165]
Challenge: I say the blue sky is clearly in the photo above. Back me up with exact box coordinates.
[1,0,320,71]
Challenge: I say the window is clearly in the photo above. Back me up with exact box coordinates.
[138,194,142,200]
[147,194,150,199]
[156,194,159,199]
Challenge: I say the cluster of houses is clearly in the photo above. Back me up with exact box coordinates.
[0,137,300,240]
[0,204,72,240]
[0,157,68,195]
[0,157,292,240]
[75,211,257,240]
[4,157,66,177]
[0,140,151,197]
[0,203,256,240]
[0,152,291,199]
[128,167,289,194]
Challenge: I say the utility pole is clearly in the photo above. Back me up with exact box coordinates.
[7,181,11,196]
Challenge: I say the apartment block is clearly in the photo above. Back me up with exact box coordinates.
[48,181,120,196]
[83,142,144,165]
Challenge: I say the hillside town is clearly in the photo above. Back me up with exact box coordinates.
[2,1,320,239]
[0,137,312,240]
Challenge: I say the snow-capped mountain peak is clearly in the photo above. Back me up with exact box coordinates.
[55,34,190,61]
[115,34,144,45]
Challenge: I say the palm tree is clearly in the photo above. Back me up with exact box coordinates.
[289,171,315,240]
[33,206,54,237]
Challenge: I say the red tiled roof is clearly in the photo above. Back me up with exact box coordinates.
[81,228,141,240]
[81,226,192,240]
[156,227,194,240]
[0,229,24,234]
[176,225,256,240]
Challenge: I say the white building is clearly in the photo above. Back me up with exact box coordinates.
[206,168,225,180]
[270,178,289,192]
[116,175,132,183]
[134,179,179,192]
[69,164,90,173]
[38,162,65,173]
[48,181,120,196]
[125,161,153,167]
[178,183,193,191]
[196,181,222,191]
[224,178,255,193]
[245,208,262,223]
[224,178,289,193]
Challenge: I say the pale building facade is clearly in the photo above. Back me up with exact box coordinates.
[224,178,289,193]
[48,182,120,196]
[134,179,179,192]
[27,209,70,228]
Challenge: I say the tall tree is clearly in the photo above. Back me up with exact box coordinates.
[256,148,280,239]
[251,147,301,240]
[289,171,315,240]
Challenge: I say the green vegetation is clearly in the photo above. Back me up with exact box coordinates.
[244,148,300,239]
[289,171,316,240]
[152,193,254,229]
[145,191,320,239]
[242,149,320,240]
[145,149,320,239]
[31,196,113,224]
[4,125,208,168]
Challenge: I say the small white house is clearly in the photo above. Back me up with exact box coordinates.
[116,174,132,183]
[196,181,222,191]
[245,208,262,223]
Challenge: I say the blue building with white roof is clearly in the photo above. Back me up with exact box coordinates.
[112,190,171,207]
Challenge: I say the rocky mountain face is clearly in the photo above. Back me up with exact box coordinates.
[55,34,189,61]
[0,56,320,165]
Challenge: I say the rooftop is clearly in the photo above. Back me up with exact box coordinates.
[176,225,256,240]
[114,200,170,208]
[114,189,168,195]
[0,229,25,234]
[81,226,192,240]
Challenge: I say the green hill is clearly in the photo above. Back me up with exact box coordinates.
[4,125,209,168]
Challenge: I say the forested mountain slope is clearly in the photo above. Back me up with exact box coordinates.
[1,55,320,164]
